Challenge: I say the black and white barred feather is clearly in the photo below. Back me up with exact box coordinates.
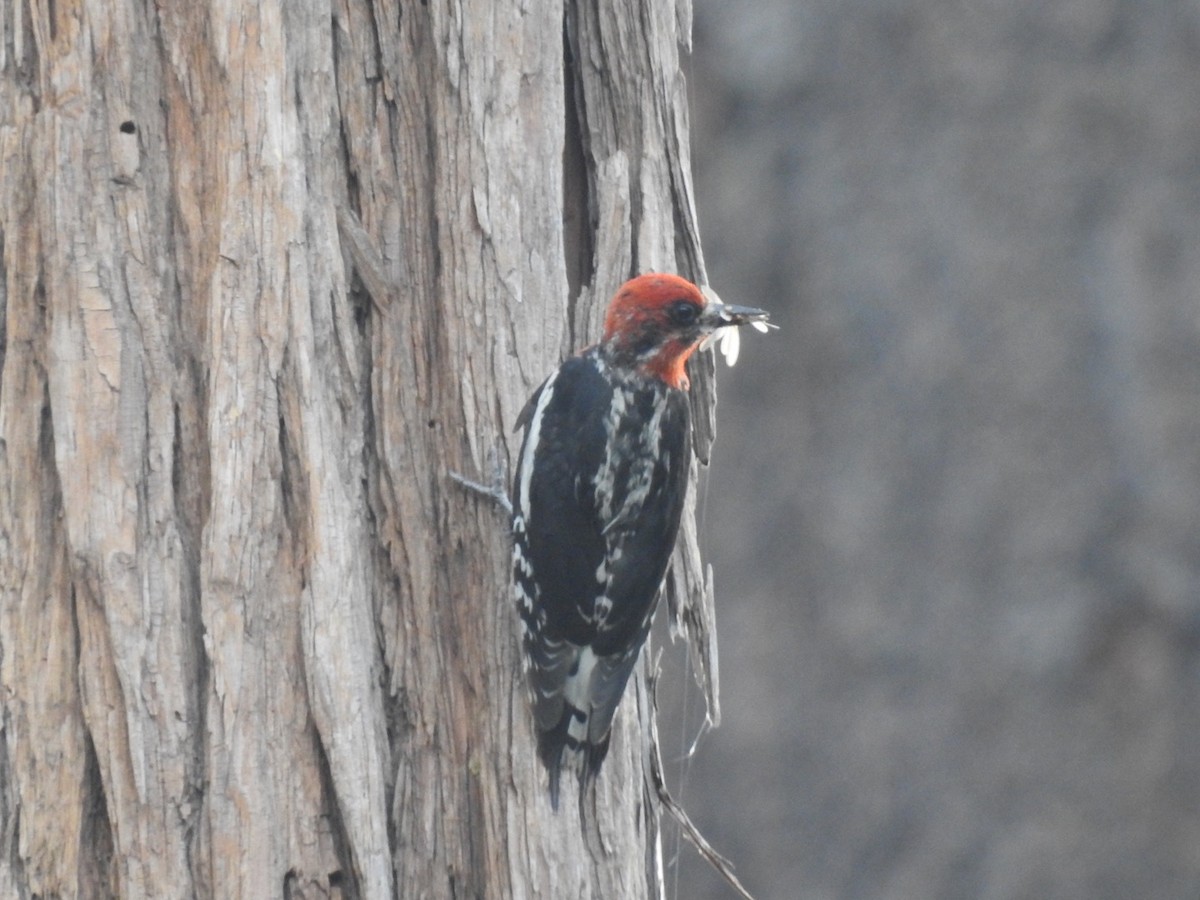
[512,351,690,807]
[509,272,769,808]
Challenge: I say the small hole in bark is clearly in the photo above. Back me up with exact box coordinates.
[119,121,136,134]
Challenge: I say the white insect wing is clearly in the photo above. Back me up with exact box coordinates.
[713,326,741,366]
[699,283,774,368]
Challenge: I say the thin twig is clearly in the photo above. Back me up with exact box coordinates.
[647,680,757,900]
[448,447,512,516]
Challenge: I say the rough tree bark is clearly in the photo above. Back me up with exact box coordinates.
[0,0,717,897]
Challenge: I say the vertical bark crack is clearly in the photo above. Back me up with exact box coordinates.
[562,16,595,348]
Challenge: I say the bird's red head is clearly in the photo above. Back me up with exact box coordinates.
[600,274,710,390]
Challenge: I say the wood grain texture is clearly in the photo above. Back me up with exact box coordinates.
[0,0,717,896]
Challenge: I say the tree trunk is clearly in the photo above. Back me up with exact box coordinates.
[0,0,714,897]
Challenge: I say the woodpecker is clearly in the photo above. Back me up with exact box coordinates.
[512,272,770,806]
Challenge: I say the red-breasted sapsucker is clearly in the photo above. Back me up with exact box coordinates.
[512,273,769,806]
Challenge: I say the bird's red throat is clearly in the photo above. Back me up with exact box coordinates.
[640,338,698,391]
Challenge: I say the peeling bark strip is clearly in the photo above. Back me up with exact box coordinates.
[0,0,717,897]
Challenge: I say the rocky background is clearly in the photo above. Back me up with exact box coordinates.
[668,2,1200,897]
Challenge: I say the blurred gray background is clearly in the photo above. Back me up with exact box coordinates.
[666,2,1200,897]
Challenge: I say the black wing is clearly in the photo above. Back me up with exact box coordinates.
[514,356,611,645]
[512,353,691,803]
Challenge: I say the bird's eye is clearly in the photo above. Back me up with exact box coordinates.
[668,300,700,326]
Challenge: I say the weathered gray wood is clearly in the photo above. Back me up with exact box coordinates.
[0,0,715,896]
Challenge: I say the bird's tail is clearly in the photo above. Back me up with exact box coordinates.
[536,703,613,810]
[530,644,643,809]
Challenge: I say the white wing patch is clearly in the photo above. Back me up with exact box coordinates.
[586,379,669,633]
[563,646,600,743]
[516,369,560,525]
[594,385,666,533]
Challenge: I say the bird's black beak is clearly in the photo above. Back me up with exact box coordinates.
[702,301,771,330]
